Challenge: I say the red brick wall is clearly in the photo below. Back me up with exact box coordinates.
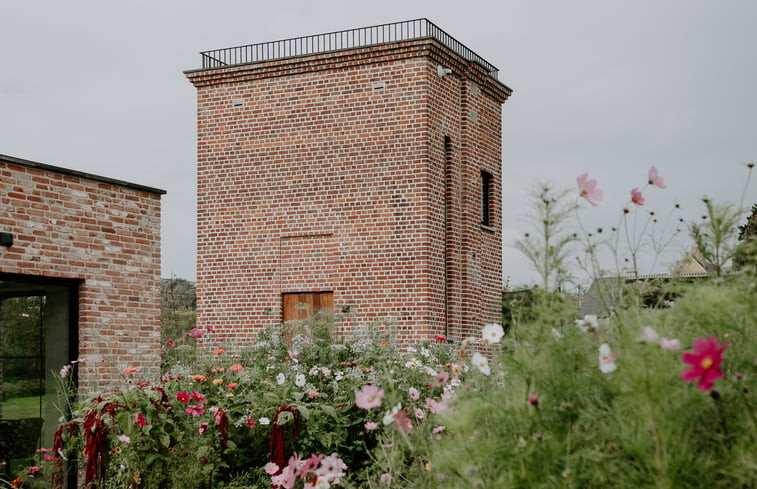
[0,159,163,391]
[187,38,510,346]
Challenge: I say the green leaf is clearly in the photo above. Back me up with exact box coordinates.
[160,433,170,447]
[320,405,338,420]
[145,453,159,467]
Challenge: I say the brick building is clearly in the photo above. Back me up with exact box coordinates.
[0,153,164,447]
[185,19,511,345]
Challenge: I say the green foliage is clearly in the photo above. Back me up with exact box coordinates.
[403,276,756,489]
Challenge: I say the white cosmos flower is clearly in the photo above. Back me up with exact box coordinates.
[575,314,599,332]
[295,373,306,387]
[471,352,491,376]
[482,323,505,344]
[660,338,681,351]
[259,417,271,425]
[276,373,286,385]
[382,403,402,425]
[598,343,617,373]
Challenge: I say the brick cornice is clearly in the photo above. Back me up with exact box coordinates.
[185,38,512,103]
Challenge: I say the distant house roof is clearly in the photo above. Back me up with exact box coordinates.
[579,271,710,317]
[0,153,166,195]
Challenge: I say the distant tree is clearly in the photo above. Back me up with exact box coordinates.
[514,185,578,292]
[161,277,196,310]
[733,203,757,272]
[689,198,743,276]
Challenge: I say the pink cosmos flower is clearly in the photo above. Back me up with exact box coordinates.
[631,187,645,206]
[301,453,323,475]
[187,327,205,339]
[364,422,379,431]
[176,391,190,403]
[245,417,257,428]
[380,473,392,485]
[316,453,348,482]
[190,390,206,402]
[270,466,295,489]
[191,374,207,381]
[229,364,243,371]
[60,365,72,378]
[43,454,56,461]
[198,423,208,435]
[660,338,682,351]
[26,466,41,475]
[414,407,425,419]
[648,166,667,189]
[528,394,539,406]
[227,382,238,389]
[408,387,420,401]
[166,338,176,347]
[117,434,131,443]
[355,384,385,410]
[135,413,147,427]
[432,372,449,387]
[185,404,205,416]
[425,397,452,414]
[681,336,728,391]
[432,425,446,434]
[577,173,603,206]
[264,462,279,475]
[393,410,413,433]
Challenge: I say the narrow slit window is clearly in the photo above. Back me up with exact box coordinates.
[481,170,493,227]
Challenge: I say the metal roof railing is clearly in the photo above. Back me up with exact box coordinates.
[199,18,499,79]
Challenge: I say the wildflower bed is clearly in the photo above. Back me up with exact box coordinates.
[9,274,756,489]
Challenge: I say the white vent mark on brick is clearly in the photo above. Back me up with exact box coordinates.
[232,98,244,107]
[372,82,386,90]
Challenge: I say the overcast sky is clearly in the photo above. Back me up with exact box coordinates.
[1,0,755,287]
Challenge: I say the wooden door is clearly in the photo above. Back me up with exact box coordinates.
[282,292,333,322]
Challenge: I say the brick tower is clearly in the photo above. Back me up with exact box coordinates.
[185,19,511,347]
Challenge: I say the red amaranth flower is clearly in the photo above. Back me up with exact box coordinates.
[681,336,728,391]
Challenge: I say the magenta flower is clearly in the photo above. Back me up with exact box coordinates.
[577,173,603,206]
[135,413,147,427]
[185,404,205,416]
[528,394,539,406]
[355,384,385,410]
[364,421,379,431]
[681,336,728,391]
[648,166,667,189]
[198,422,208,435]
[190,390,206,402]
[176,391,190,403]
[631,187,645,206]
